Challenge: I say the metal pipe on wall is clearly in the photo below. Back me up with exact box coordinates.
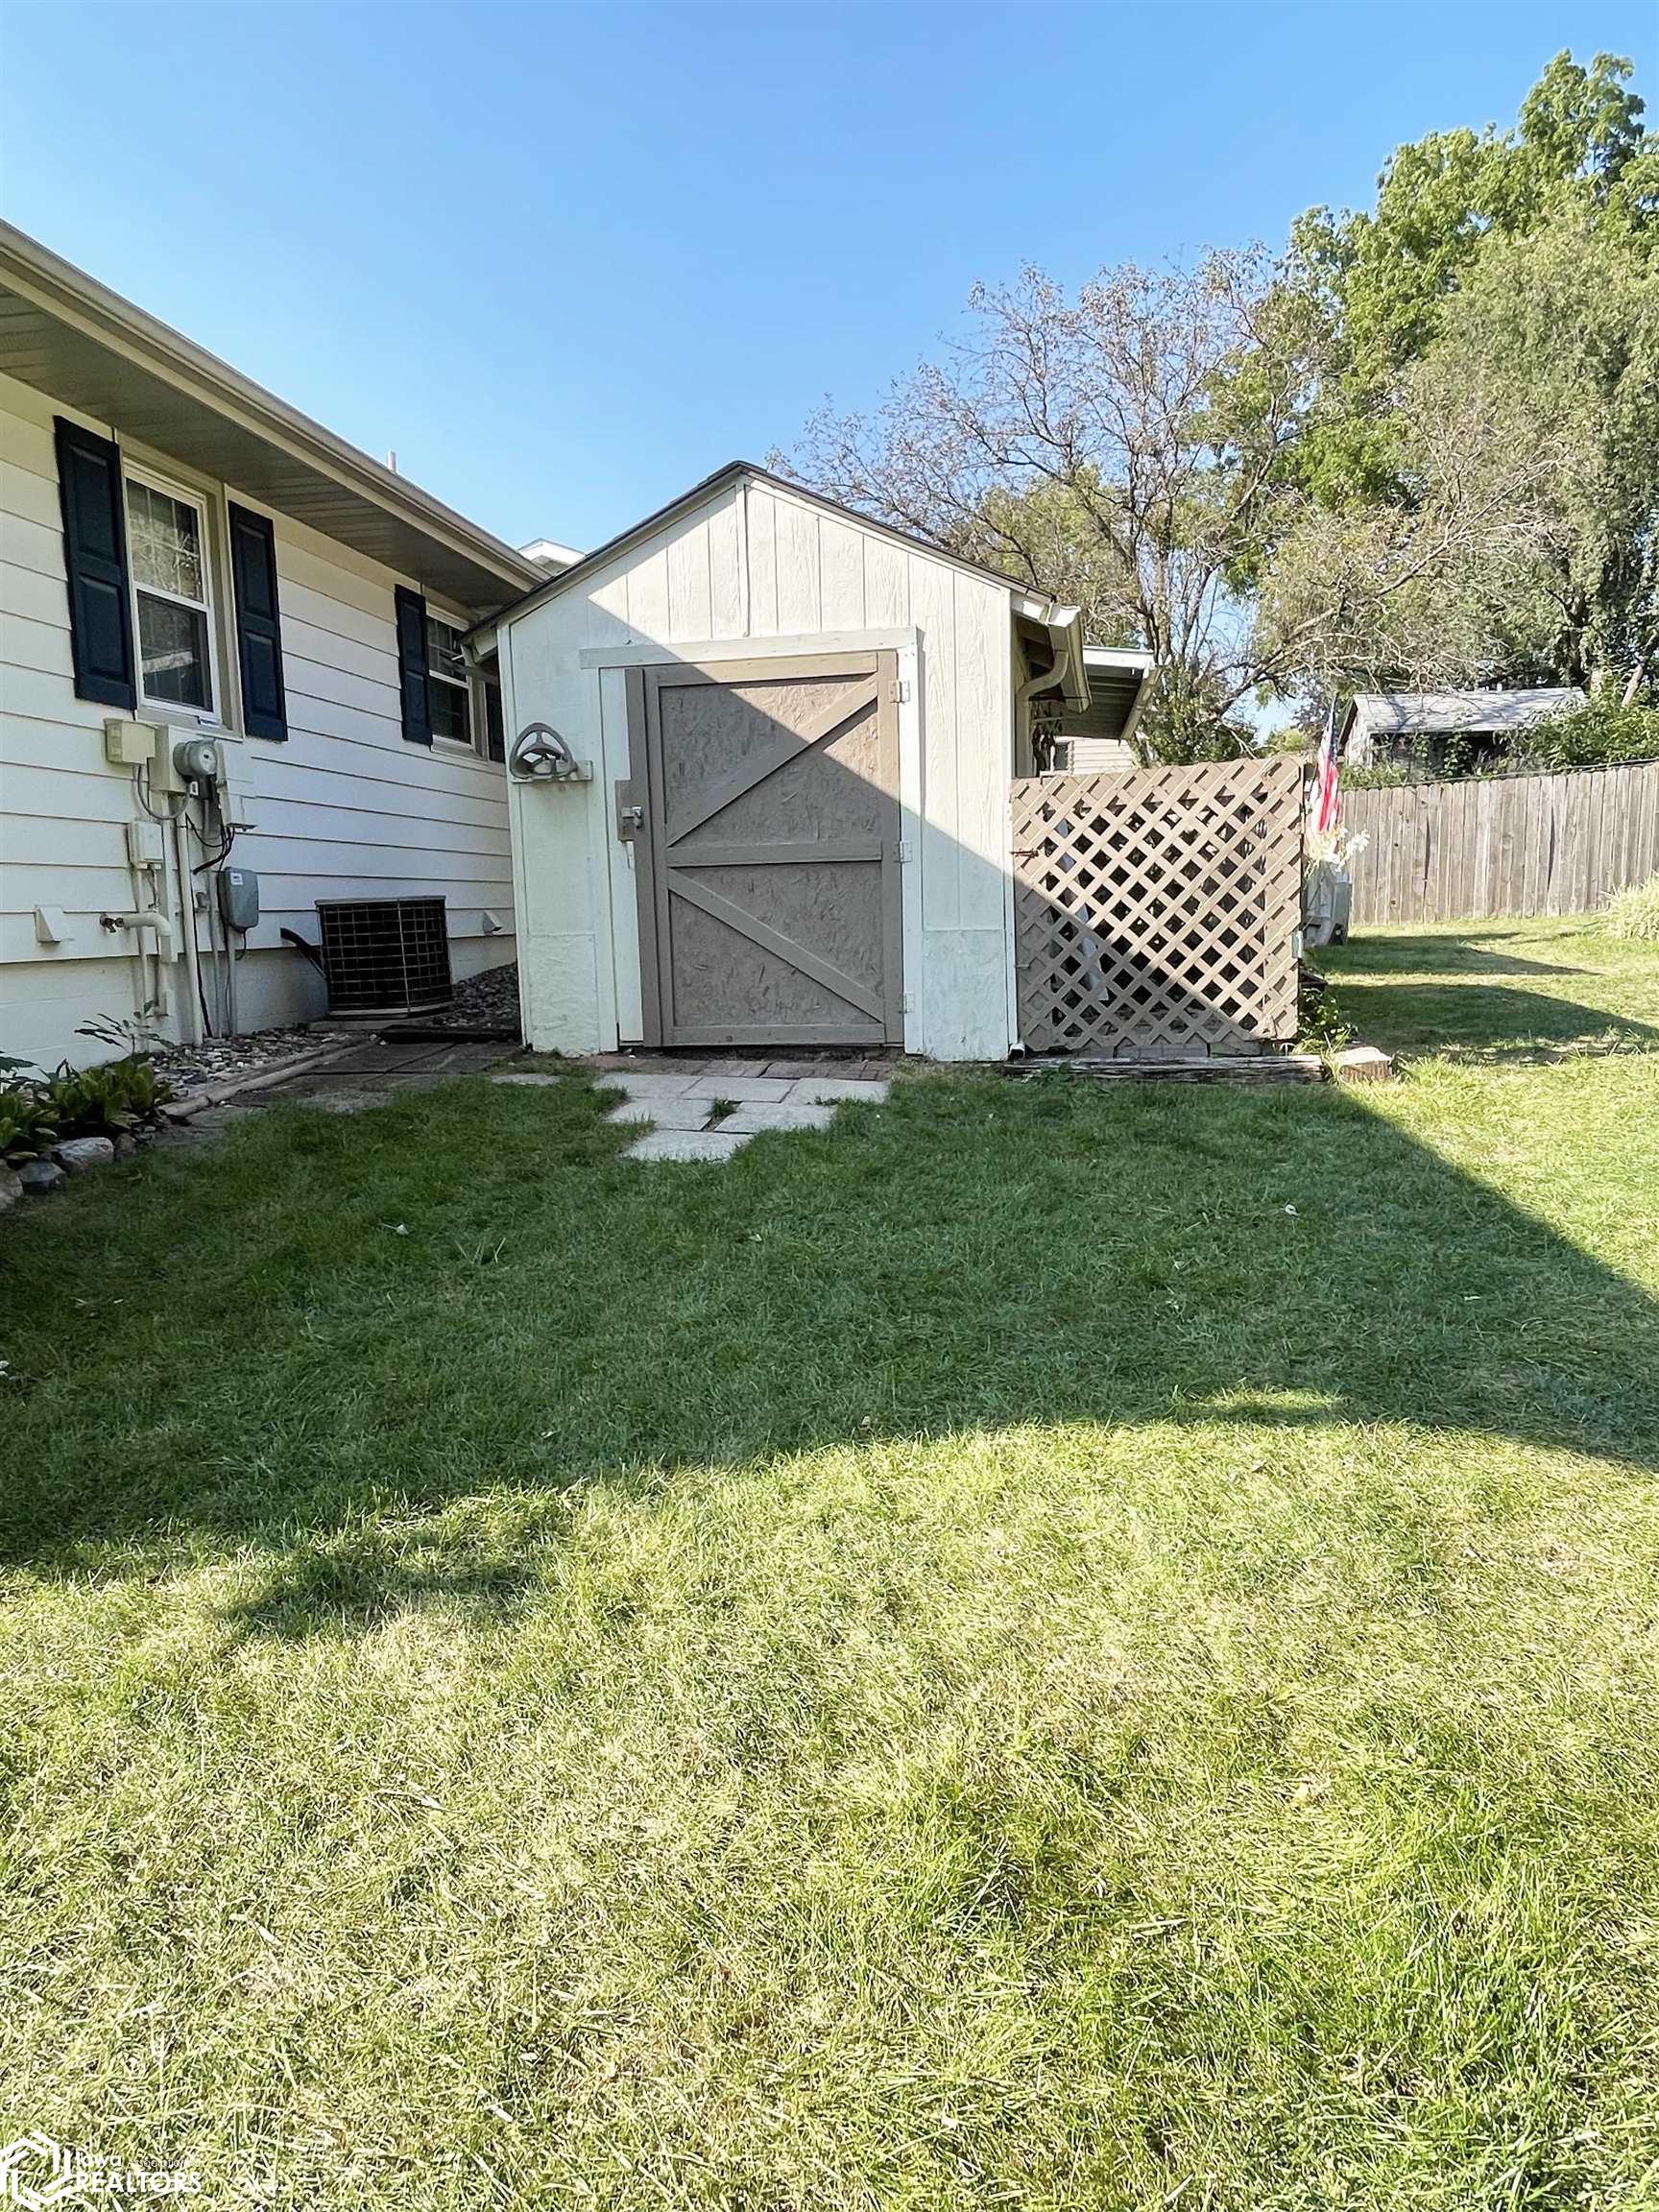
[171,811,205,1046]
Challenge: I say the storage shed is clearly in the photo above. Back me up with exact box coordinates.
[477,463,1151,1062]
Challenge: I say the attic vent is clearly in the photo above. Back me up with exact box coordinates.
[315,897,453,1014]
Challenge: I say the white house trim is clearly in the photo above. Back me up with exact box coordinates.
[576,627,920,669]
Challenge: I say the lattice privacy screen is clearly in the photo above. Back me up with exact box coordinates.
[1010,758,1304,1057]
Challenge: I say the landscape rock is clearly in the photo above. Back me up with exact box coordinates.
[53,1136,116,1174]
[112,1132,137,1160]
[402,959,520,1035]
[18,1159,65,1195]
[0,1165,22,1211]
[150,1024,325,1099]
[1332,1045,1397,1084]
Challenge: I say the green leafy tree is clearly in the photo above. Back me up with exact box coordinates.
[1259,209,1659,702]
[782,52,1655,749]
[1424,218,1659,691]
[1287,52,1656,510]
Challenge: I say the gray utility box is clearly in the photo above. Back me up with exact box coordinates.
[217,867,260,931]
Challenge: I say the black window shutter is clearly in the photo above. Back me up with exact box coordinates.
[228,503,288,740]
[55,417,136,709]
[395,586,432,745]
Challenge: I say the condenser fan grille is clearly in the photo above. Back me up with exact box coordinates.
[315,897,453,1014]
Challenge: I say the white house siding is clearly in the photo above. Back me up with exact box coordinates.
[503,474,1016,1062]
[0,371,513,1068]
[1062,736,1135,774]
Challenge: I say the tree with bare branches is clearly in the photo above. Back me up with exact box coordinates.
[785,252,1314,760]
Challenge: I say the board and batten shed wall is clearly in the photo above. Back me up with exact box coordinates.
[502,474,1019,1060]
[1,369,513,1066]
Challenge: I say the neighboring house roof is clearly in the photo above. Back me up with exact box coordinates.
[473,461,1082,644]
[0,222,541,611]
[518,537,586,571]
[1340,687,1585,746]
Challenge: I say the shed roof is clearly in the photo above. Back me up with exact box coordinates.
[1341,687,1585,743]
[470,461,1075,644]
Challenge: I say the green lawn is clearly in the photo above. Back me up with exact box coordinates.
[3,919,1658,2210]
[1322,912,1659,1063]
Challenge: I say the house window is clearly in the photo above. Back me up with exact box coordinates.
[426,613,471,744]
[125,472,217,713]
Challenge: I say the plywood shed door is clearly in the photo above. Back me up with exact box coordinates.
[626,653,903,1048]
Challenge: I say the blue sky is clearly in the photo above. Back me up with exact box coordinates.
[2,1,1652,556]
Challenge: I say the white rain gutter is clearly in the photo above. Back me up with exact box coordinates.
[1015,605,1089,720]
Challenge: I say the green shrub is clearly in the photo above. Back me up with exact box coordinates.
[1601,873,1659,943]
[1526,697,1659,772]
[0,1087,60,1164]
[1,1049,173,1164]
[1298,975,1355,1053]
[42,1055,171,1137]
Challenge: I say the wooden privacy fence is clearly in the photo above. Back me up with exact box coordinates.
[1010,757,1304,1058]
[1343,759,1659,925]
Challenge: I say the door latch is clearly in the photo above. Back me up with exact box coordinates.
[614,781,645,840]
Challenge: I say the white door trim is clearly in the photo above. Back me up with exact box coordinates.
[578,627,919,670]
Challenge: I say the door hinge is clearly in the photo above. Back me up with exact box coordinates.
[890,678,911,704]
[899,992,916,1014]
[896,839,915,864]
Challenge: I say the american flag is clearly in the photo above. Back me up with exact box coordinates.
[1310,703,1341,837]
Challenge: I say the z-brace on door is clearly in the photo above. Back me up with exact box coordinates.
[623,653,903,1048]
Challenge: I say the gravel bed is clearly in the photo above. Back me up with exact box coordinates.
[149,1027,329,1097]
[403,960,521,1035]
[145,963,519,1092]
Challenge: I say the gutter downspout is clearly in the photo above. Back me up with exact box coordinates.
[1118,666,1153,760]
[1014,609,1087,771]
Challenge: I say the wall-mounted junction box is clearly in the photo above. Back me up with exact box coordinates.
[125,820,166,869]
[148,728,183,795]
[216,867,259,931]
[104,718,162,768]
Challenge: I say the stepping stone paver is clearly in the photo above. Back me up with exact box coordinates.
[498,1057,894,1164]
[605,1095,716,1131]
[625,1127,751,1164]
[723,1101,838,1134]
[787,1077,890,1104]
[608,1072,700,1099]
[685,1074,793,1103]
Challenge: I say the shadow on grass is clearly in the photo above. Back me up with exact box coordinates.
[1330,977,1659,1063]
[1326,931,1590,981]
[228,1529,545,1638]
[1,1064,1654,1635]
